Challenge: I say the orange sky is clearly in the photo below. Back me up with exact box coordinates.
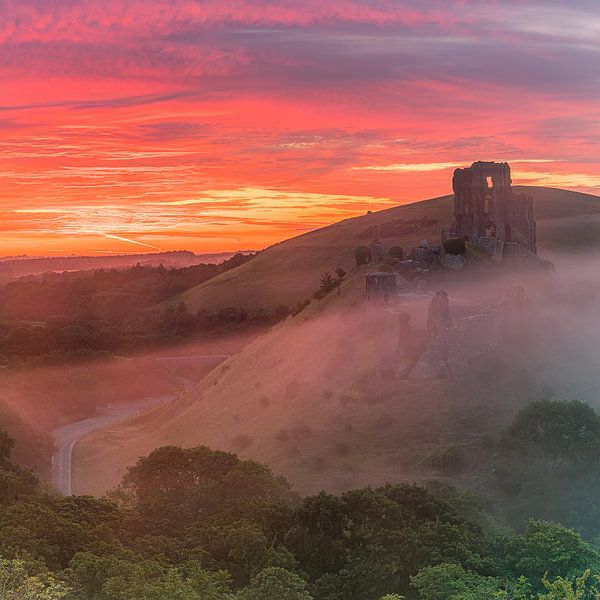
[1,1,599,256]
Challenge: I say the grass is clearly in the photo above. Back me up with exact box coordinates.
[176,186,600,313]
[73,186,600,496]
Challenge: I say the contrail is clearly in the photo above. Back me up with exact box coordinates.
[104,234,161,250]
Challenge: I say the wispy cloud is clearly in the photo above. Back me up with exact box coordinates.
[0,0,598,255]
[355,159,558,172]
[354,162,460,172]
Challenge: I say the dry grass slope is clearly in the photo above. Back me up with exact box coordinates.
[177,186,600,313]
[74,186,600,495]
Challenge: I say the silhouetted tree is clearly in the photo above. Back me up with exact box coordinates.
[354,246,371,266]
[389,246,404,260]
[319,273,336,293]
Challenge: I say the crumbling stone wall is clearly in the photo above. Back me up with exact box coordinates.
[366,272,397,303]
[407,288,526,379]
[452,161,536,254]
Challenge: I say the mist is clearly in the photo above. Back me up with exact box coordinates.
[123,247,600,496]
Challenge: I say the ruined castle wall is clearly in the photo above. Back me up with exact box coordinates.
[452,161,536,254]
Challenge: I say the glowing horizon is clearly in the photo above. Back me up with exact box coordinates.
[1,1,599,256]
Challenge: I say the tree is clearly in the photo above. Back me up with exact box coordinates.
[120,445,293,541]
[494,401,600,536]
[505,400,600,466]
[0,495,121,570]
[0,558,70,599]
[499,521,600,588]
[538,570,600,600]
[389,246,404,261]
[0,430,39,504]
[319,273,336,293]
[236,567,313,600]
[0,430,14,461]
[68,552,234,600]
[410,563,503,600]
[443,238,466,255]
[354,246,371,266]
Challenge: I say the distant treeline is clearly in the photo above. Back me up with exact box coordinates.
[0,250,239,279]
[0,253,289,367]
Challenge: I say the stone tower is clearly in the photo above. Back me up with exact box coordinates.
[452,161,536,253]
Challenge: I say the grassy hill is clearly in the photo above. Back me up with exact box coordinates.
[73,186,600,496]
[176,186,600,313]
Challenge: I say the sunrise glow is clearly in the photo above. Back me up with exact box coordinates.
[1,0,599,255]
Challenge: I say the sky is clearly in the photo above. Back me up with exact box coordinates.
[1,0,599,256]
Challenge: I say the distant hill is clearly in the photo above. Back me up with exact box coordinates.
[176,186,600,313]
[0,250,250,280]
[73,186,600,496]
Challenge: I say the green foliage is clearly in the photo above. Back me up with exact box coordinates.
[538,570,600,600]
[236,567,313,600]
[0,429,40,504]
[0,253,289,367]
[505,400,600,465]
[122,445,291,516]
[313,271,344,300]
[410,563,503,599]
[67,552,234,600]
[0,495,121,569]
[492,401,600,537]
[0,558,70,599]
[498,521,600,588]
[117,445,297,586]
[2,429,600,600]
[289,484,492,599]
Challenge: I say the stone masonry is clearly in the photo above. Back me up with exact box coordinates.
[452,161,537,253]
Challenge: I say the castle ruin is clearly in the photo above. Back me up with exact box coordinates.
[452,161,536,254]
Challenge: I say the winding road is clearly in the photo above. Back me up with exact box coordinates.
[51,397,171,495]
[50,354,231,495]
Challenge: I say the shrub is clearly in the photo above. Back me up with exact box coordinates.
[425,447,464,473]
[355,246,371,266]
[443,238,466,255]
[389,246,404,260]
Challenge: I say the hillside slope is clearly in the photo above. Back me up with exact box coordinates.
[177,186,600,313]
[74,186,600,495]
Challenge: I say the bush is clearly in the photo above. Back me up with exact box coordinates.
[443,238,466,255]
[237,567,313,600]
[354,246,371,266]
[425,447,464,473]
[410,563,502,600]
[389,246,404,260]
[505,400,600,465]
